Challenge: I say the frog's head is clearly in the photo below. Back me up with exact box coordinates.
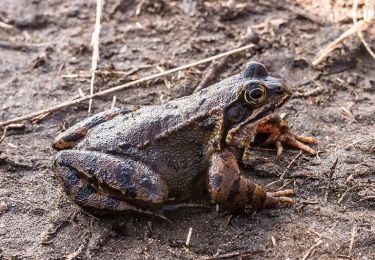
[224,61,292,148]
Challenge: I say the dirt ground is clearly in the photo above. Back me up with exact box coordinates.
[0,0,375,259]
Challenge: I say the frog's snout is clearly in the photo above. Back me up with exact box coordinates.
[269,81,291,106]
[282,82,292,97]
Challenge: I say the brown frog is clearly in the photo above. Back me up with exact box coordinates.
[52,61,316,219]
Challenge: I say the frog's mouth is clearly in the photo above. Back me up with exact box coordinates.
[225,85,291,148]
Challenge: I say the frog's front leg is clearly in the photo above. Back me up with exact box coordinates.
[53,150,169,217]
[52,108,131,150]
[207,149,294,213]
[255,114,317,156]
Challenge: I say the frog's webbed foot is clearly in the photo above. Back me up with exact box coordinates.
[255,114,317,156]
[261,189,295,209]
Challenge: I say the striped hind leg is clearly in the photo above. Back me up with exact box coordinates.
[53,161,169,221]
[207,149,294,213]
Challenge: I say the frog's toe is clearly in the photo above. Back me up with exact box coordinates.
[261,189,295,209]
[277,132,317,155]
[255,114,317,156]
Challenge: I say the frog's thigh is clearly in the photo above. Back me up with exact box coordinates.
[54,150,168,207]
[207,149,249,212]
[53,164,147,214]
[52,108,130,150]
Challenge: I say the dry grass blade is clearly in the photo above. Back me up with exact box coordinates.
[312,20,369,66]
[63,231,91,260]
[185,227,193,247]
[313,0,374,66]
[302,240,324,260]
[353,0,375,60]
[348,224,357,257]
[0,44,255,128]
[88,0,104,113]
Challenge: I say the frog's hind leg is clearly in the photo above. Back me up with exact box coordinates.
[207,149,294,213]
[54,150,169,206]
[54,164,169,221]
[255,114,317,156]
[52,108,131,150]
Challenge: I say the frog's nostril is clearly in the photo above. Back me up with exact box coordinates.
[274,85,283,94]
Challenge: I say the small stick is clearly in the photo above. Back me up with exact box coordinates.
[0,123,25,144]
[0,20,14,29]
[62,66,154,78]
[324,158,338,203]
[0,43,255,128]
[0,40,55,50]
[204,251,252,260]
[0,127,8,144]
[302,240,323,260]
[78,88,85,98]
[312,20,369,66]
[63,231,91,260]
[340,107,358,123]
[353,0,375,60]
[110,96,117,110]
[185,227,193,247]
[348,224,357,257]
[338,184,374,204]
[307,228,323,238]
[88,0,104,113]
[271,236,277,247]
[279,150,303,180]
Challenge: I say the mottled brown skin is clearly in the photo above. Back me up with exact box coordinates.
[52,61,316,218]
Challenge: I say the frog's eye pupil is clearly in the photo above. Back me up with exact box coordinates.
[250,88,263,99]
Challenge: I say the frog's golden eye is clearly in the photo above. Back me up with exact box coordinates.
[244,84,267,105]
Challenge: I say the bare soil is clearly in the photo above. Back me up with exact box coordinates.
[0,0,375,259]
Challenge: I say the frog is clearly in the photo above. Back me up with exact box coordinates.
[52,61,316,220]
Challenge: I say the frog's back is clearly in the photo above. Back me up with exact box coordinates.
[80,73,242,153]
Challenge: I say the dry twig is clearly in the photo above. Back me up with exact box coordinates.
[312,0,374,66]
[271,236,277,247]
[280,150,303,180]
[348,224,357,258]
[324,158,338,203]
[0,124,25,145]
[312,20,369,66]
[204,250,251,260]
[302,240,324,260]
[64,231,91,260]
[88,0,104,113]
[0,40,55,50]
[185,227,193,247]
[0,44,255,128]
[353,0,375,59]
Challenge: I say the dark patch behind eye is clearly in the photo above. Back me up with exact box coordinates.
[224,103,252,126]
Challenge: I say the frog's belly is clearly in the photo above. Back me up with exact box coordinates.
[137,143,210,200]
